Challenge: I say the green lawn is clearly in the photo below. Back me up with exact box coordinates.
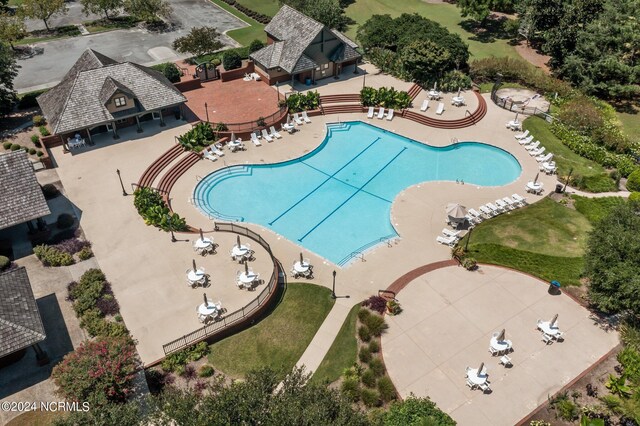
[84,17,140,34]
[617,109,640,142]
[522,117,617,192]
[210,0,266,46]
[312,304,360,384]
[460,198,591,286]
[572,195,627,223]
[208,283,334,379]
[235,0,280,17]
[8,0,23,5]
[344,0,519,60]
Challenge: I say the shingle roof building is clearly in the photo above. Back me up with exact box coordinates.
[0,267,46,358]
[0,151,50,231]
[250,5,360,81]
[37,49,186,135]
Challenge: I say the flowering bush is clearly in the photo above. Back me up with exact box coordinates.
[53,237,91,255]
[361,295,388,314]
[52,336,139,406]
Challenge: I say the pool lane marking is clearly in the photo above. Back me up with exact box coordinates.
[299,161,392,204]
[268,137,381,226]
[298,147,407,242]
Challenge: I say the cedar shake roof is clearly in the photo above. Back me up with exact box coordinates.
[0,267,46,358]
[0,151,50,231]
[250,5,359,74]
[37,49,186,135]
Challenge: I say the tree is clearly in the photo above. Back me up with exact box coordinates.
[382,394,456,426]
[282,0,348,31]
[457,0,492,24]
[0,11,26,49]
[80,0,123,20]
[20,0,67,31]
[0,42,19,116]
[585,202,640,316]
[51,336,140,407]
[400,40,451,85]
[356,14,398,51]
[148,367,368,425]
[248,39,264,54]
[172,26,223,58]
[123,0,171,22]
[222,49,241,70]
[52,401,142,426]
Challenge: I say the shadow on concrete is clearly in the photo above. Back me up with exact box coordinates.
[0,294,74,399]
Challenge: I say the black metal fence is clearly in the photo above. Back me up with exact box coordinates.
[491,82,553,120]
[162,222,280,356]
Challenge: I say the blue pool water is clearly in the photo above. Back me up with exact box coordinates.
[194,121,521,265]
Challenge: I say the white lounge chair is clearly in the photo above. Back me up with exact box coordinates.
[436,235,457,246]
[436,102,445,115]
[386,109,394,121]
[420,99,429,111]
[487,203,502,214]
[518,136,534,145]
[203,148,218,162]
[261,129,273,142]
[525,141,540,151]
[367,106,375,118]
[302,111,312,123]
[495,199,508,210]
[251,133,262,146]
[212,146,225,157]
[512,193,527,205]
[515,129,530,140]
[530,146,545,156]
[377,107,385,119]
[479,205,494,217]
[442,228,461,238]
[293,113,304,125]
[468,208,484,221]
[269,126,282,139]
[537,153,553,163]
[502,197,516,208]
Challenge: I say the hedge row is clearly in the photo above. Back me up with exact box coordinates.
[219,0,271,24]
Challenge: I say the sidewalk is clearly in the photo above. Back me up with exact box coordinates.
[559,181,631,198]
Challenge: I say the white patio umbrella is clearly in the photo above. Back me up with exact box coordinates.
[497,329,506,341]
[199,228,204,241]
[550,314,558,327]
[477,362,485,375]
[192,259,197,271]
[231,132,236,142]
[457,87,461,97]
[514,112,520,122]
[236,235,241,248]
[533,172,540,184]
[433,81,437,91]
[244,260,249,275]
[446,203,467,224]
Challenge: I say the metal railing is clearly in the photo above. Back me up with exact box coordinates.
[491,82,552,119]
[337,234,397,267]
[201,106,289,133]
[162,222,280,356]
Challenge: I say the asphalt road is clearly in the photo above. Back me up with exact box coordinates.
[15,0,248,92]
[23,1,102,32]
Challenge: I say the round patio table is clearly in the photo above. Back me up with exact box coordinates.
[239,272,257,284]
[294,261,310,273]
[539,321,560,336]
[187,269,205,283]
[232,245,249,258]
[198,303,217,316]
[428,90,440,99]
[527,182,542,192]
[490,337,510,353]
[194,237,213,249]
[452,96,465,105]
[467,368,488,385]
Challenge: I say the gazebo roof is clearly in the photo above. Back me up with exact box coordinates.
[0,151,50,231]
[0,267,46,358]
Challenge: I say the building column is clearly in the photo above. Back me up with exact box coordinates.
[159,110,166,127]
[291,73,295,87]
[135,115,143,133]
[111,121,120,139]
[33,343,49,366]
[26,220,36,233]
[86,128,93,145]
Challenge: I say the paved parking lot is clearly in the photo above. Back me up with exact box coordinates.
[15,0,247,92]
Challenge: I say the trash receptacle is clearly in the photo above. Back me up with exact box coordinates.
[555,183,563,193]
[305,78,311,86]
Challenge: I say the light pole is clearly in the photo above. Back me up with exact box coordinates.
[205,102,209,123]
[167,214,177,242]
[465,226,473,252]
[331,270,337,299]
[276,81,280,102]
[362,70,366,90]
[116,169,127,196]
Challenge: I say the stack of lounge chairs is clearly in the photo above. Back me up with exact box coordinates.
[514,130,557,174]
[436,228,462,246]
[471,194,527,222]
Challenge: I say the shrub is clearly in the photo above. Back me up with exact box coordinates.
[248,39,265,53]
[33,245,75,267]
[161,342,209,372]
[369,358,385,377]
[53,237,89,255]
[36,150,44,157]
[30,134,40,144]
[151,62,182,83]
[629,192,640,205]
[359,86,411,109]
[133,187,187,231]
[377,376,396,402]
[358,307,371,322]
[78,246,94,261]
[341,377,360,402]
[2,141,11,149]
[17,89,48,109]
[383,396,456,425]
[32,115,46,126]
[257,117,266,127]
[361,368,376,387]
[181,365,197,381]
[28,148,36,155]
[39,126,50,136]
[360,388,381,407]
[96,294,120,316]
[56,213,75,230]
[214,122,228,132]
[199,364,215,377]
[368,340,380,353]
[0,256,10,271]
[554,398,578,421]
[359,346,372,363]
[386,299,402,315]
[627,170,640,192]
[462,257,478,270]
[439,70,472,92]
[73,280,105,316]
[358,325,371,342]
[222,50,242,70]
[176,122,215,152]
[362,295,388,314]
[364,314,388,337]
[52,336,139,407]
[285,91,320,113]
[10,143,21,151]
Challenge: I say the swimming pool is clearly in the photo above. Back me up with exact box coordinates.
[194,121,521,265]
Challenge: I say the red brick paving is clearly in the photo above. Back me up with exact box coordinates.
[179,68,280,124]
[385,259,458,295]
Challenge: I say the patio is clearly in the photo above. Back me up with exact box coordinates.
[381,265,619,426]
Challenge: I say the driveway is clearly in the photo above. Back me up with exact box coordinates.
[15,0,248,92]
[23,1,102,32]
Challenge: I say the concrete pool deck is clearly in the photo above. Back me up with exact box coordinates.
[381,265,619,426]
[49,90,557,364]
